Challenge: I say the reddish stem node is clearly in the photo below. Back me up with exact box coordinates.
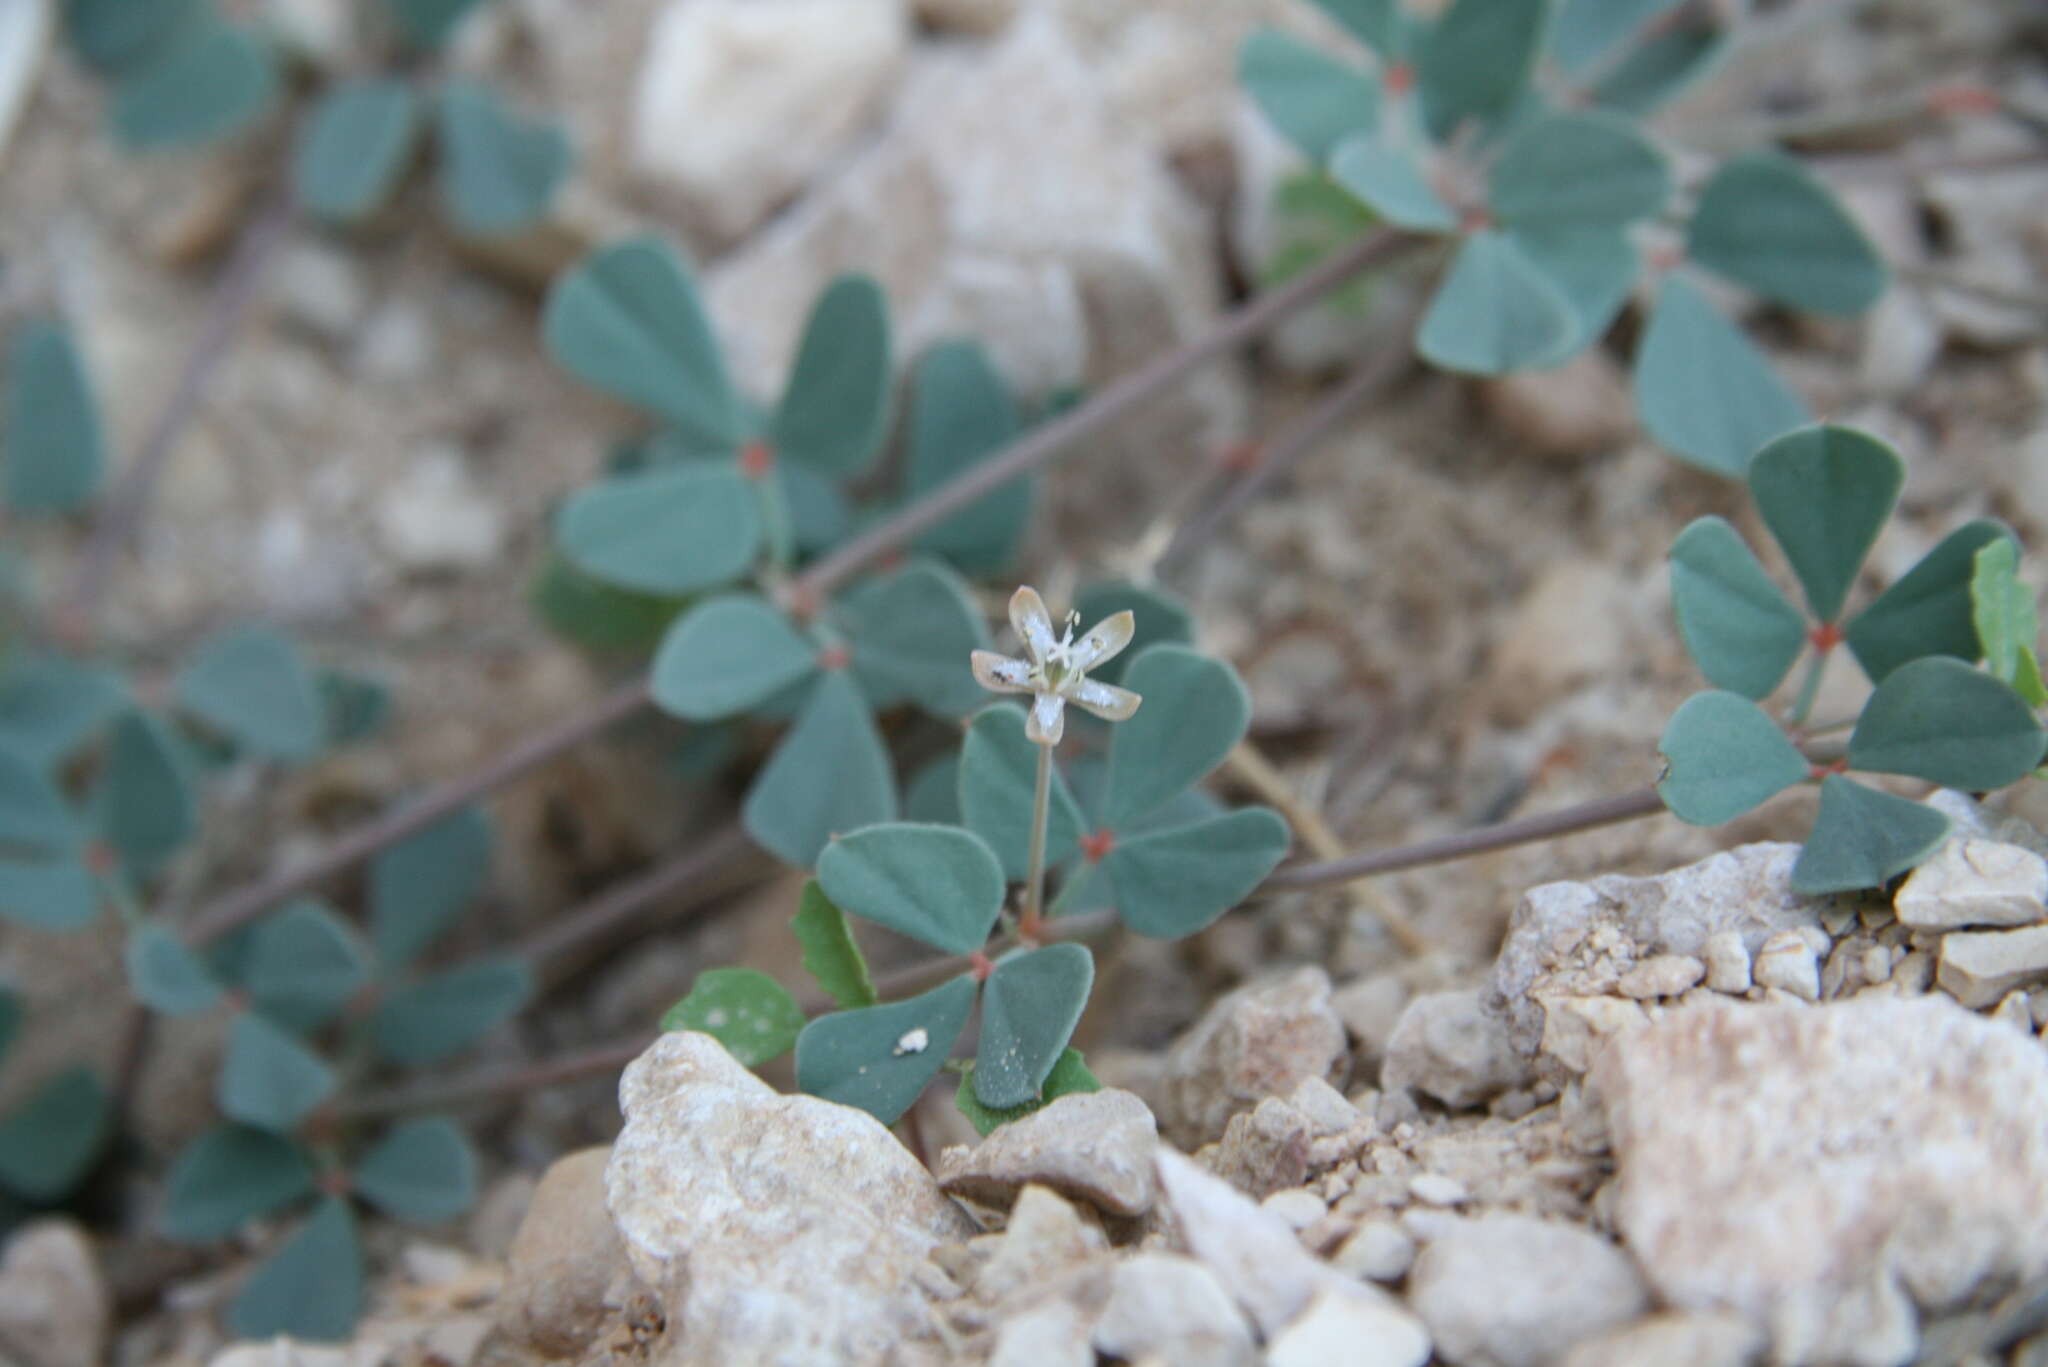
[739,440,775,479]
[1810,622,1842,653]
[968,951,995,983]
[817,644,851,672]
[1458,207,1494,234]
[84,842,117,877]
[317,1169,352,1198]
[1926,84,2001,116]
[1219,440,1262,474]
[1079,829,1117,863]
[1808,760,1849,781]
[1385,63,1414,96]
[1647,243,1685,272]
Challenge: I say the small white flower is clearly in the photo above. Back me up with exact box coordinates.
[972,586,1142,745]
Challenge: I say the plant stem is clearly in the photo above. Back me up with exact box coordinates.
[1021,741,1053,941]
[512,824,757,976]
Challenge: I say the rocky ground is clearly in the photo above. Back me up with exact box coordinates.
[1,0,2046,1363]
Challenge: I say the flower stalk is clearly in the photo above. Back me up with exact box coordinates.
[1023,741,1053,940]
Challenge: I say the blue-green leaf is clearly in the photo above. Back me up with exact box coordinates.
[542,237,743,448]
[1633,273,1809,477]
[241,901,371,1032]
[112,17,278,151]
[370,806,491,970]
[958,705,1086,880]
[1583,11,1728,114]
[974,943,1093,1109]
[293,79,420,223]
[1668,516,1807,699]
[1790,775,1950,895]
[0,657,127,770]
[371,958,531,1067]
[1657,690,1809,825]
[0,1067,109,1201]
[384,0,490,48]
[1329,136,1456,232]
[651,594,818,721]
[817,823,1004,955]
[1311,0,1406,58]
[0,745,75,853]
[1416,230,1576,376]
[903,753,962,827]
[660,967,805,1066]
[1097,807,1292,939]
[1547,0,1683,73]
[742,671,898,868]
[1101,647,1251,829]
[771,276,891,477]
[127,924,221,1015]
[1847,657,2046,789]
[793,976,977,1126]
[907,342,1027,573]
[64,0,204,75]
[1238,29,1380,163]
[4,321,106,515]
[437,80,572,238]
[791,880,877,1011]
[1072,582,1195,688]
[1847,521,2012,685]
[226,1196,362,1342]
[1972,537,2040,694]
[1748,425,1902,624]
[96,710,197,873]
[0,857,98,930]
[842,561,992,720]
[352,1117,476,1223]
[555,461,761,595]
[1510,224,1638,364]
[1416,0,1547,140]
[955,1047,1101,1137]
[218,1013,337,1133]
[174,624,324,761]
[1488,111,1669,229]
[318,670,392,746]
[161,1125,315,1241]
[1687,150,1886,317]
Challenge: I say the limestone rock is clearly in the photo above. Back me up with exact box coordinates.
[1334,1218,1418,1283]
[1479,352,1635,461]
[1557,1311,1763,1367]
[375,445,507,573]
[496,1147,643,1359]
[1382,988,1534,1110]
[990,1296,1095,1367]
[1701,930,1752,994]
[629,0,909,243]
[1093,1252,1256,1367]
[1937,922,2048,1008]
[0,1221,108,1367]
[1407,1214,1650,1367]
[1267,1284,1433,1367]
[1593,997,2048,1366]
[1615,954,1705,1000]
[1489,842,1821,1061]
[1752,930,1821,1002]
[1895,838,2048,931]
[1331,970,1411,1073]
[937,1088,1159,1218]
[1161,966,1349,1147]
[605,1032,973,1366]
[1535,995,1650,1076]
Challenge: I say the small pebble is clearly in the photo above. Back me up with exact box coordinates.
[1332,1219,1417,1282]
[1408,1173,1468,1207]
[1262,1188,1329,1231]
[1754,931,1821,1002]
[1615,954,1705,1000]
[1702,930,1752,994]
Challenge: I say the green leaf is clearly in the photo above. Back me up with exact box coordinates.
[817,823,1004,955]
[1329,136,1456,232]
[793,976,977,1126]
[742,671,898,868]
[162,1125,315,1241]
[1416,0,1547,140]
[95,710,197,873]
[974,943,1094,1109]
[112,17,278,151]
[0,857,98,931]
[1510,224,1638,363]
[318,670,391,746]
[1847,657,2047,789]
[959,705,1086,880]
[1073,582,1195,688]
[1416,230,1576,376]
[127,924,221,1015]
[371,958,531,1068]
[542,237,743,448]
[370,806,491,970]
[1656,690,1809,825]
[1238,29,1380,163]
[0,657,127,769]
[384,0,490,48]
[1633,273,1809,477]
[227,1196,362,1342]
[0,988,16,1060]
[4,321,105,515]
[1790,775,1950,895]
[352,1117,476,1223]
[556,460,761,595]
[0,1067,109,1202]
[293,79,420,223]
[843,561,992,720]
[437,80,572,238]
[771,275,892,477]
[1748,424,1902,624]
[907,342,1027,573]
[0,745,75,853]
[1101,647,1251,829]
[1488,111,1669,229]
[1584,12,1728,114]
[1973,537,2036,683]
[64,0,204,75]
[1097,807,1292,939]
[2017,648,2048,710]
[778,457,854,554]
[241,901,371,1032]
[1668,516,1807,699]
[651,594,818,721]
[174,624,324,761]
[903,753,962,826]
[791,880,877,1011]
[1847,521,2013,684]
[1687,151,1886,317]
[1311,0,1405,57]
[660,967,804,1066]
[1547,0,1682,72]
[528,553,686,657]
[218,1013,336,1134]
[954,1047,1101,1138]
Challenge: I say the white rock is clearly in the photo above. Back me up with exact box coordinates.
[1534,994,1650,1076]
[352,299,440,384]
[375,446,507,573]
[1407,1215,1650,1367]
[1093,1252,1257,1367]
[1937,922,2048,1008]
[1701,930,1752,994]
[972,1184,1106,1308]
[1557,1310,1762,1367]
[605,1032,972,1365]
[1331,972,1411,1073]
[630,0,908,243]
[1858,288,1944,396]
[1615,954,1706,1000]
[496,1147,643,1359]
[272,240,370,341]
[1408,1173,1468,1207]
[936,1088,1159,1217]
[1895,838,2048,930]
[1155,1148,1328,1338]
[1382,988,1534,1110]
[1752,930,1821,1002]
[1593,997,2048,1366]
[0,0,50,171]
[1162,966,1349,1147]
[0,1221,108,1367]
[1262,1187,1328,1230]
[1333,1219,1416,1283]
[1267,1284,1433,1367]
[990,1296,1094,1367]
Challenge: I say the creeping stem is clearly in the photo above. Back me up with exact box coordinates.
[1022,741,1053,941]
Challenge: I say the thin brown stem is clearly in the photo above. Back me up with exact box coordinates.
[513,823,756,972]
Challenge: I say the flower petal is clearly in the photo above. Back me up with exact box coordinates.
[1025,693,1066,746]
[1070,678,1141,722]
[1009,586,1057,665]
[1068,610,1136,672]
[971,650,1033,694]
